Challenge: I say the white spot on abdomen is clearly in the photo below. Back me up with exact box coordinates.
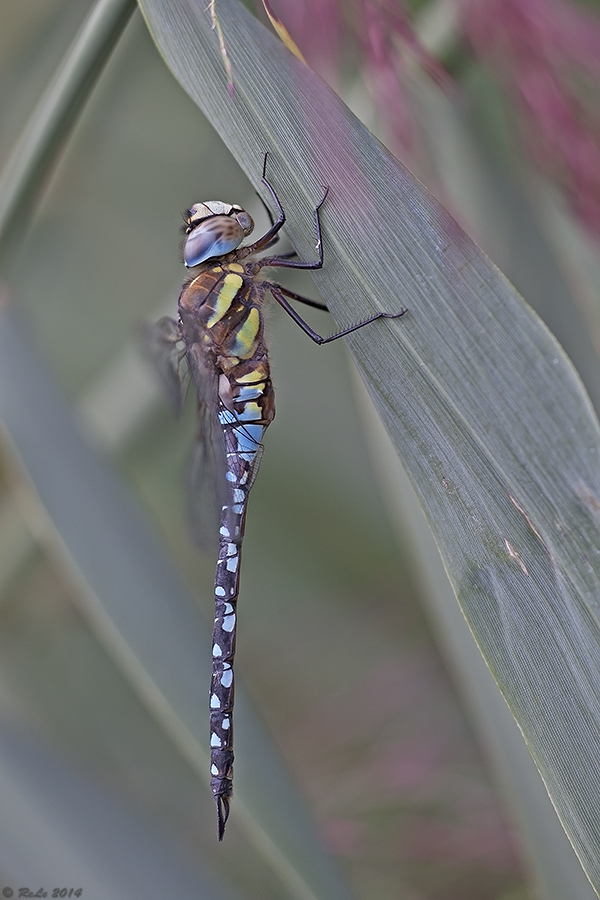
[222,613,236,632]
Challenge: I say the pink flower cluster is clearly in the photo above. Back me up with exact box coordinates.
[463,0,600,234]
[262,0,600,234]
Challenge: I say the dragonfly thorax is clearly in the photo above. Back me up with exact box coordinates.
[183,202,254,268]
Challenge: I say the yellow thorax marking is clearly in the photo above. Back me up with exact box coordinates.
[231,308,260,358]
[207,272,243,328]
[227,263,244,274]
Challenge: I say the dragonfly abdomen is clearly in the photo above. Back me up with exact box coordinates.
[210,360,274,839]
[209,491,244,840]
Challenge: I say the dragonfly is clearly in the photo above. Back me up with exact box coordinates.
[148,155,406,839]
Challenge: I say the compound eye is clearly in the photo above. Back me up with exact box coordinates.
[183,215,245,267]
[235,211,254,235]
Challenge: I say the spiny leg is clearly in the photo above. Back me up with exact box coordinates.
[269,283,407,344]
[240,153,287,254]
[258,184,328,269]
[247,153,329,264]
[255,182,285,252]
[267,282,329,313]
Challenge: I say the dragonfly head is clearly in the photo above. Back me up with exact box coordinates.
[183,201,254,267]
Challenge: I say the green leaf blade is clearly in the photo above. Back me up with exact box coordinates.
[137,0,600,890]
[0,0,136,273]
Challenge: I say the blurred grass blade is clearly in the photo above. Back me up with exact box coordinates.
[0,722,235,899]
[137,0,600,891]
[261,0,307,62]
[207,0,234,97]
[0,0,136,273]
[0,304,353,900]
[371,79,600,898]
[356,373,597,900]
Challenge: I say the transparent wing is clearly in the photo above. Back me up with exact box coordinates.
[186,343,230,553]
[142,316,186,412]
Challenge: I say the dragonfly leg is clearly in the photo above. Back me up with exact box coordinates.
[241,154,287,254]
[254,191,282,251]
[258,184,328,270]
[269,284,407,344]
[247,153,329,268]
[269,282,329,312]
[255,186,299,255]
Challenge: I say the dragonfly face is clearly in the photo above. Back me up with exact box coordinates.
[183,201,254,267]
[148,154,406,840]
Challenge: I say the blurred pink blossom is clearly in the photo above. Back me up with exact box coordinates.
[321,816,366,856]
[259,0,342,83]
[263,0,600,237]
[404,814,518,868]
[261,0,448,156]
[463,0,600,234]
[361,0,418,155]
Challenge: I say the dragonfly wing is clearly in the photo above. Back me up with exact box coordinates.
[186,343,230,553]
[187,399,230,552]
[142,316,186,412]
